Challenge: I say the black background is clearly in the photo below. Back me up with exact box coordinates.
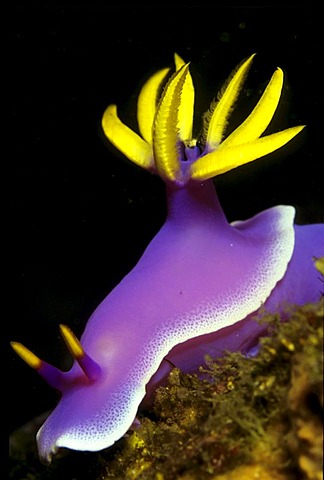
[9,5,323,432]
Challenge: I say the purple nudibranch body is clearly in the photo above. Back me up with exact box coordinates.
[12,54,324,464]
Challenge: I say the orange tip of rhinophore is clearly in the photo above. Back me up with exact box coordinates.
[59,324,84,359]
[10,341,42,370]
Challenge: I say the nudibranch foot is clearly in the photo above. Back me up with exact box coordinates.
[12,53,323,463]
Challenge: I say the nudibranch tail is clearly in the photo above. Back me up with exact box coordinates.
[101,52,305,187]
[59,324,102,382]
[10,341,64,390]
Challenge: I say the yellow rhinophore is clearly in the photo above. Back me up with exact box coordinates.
[59,324,85,359]
[10,341,42,370]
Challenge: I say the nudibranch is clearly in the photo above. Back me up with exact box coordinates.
[12,54,324,464]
